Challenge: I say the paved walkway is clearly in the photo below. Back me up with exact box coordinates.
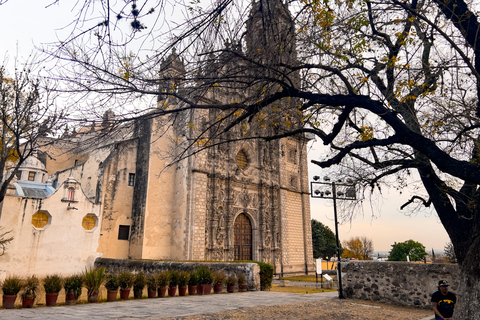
[0,291,338,320]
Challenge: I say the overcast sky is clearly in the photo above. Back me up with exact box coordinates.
[1,0,451,254]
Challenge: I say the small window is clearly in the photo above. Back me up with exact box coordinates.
[82,214,97,231]
[15,170,22,180]
[288,148,297,164]
[74,159,79,166]
[28,171,36,181]
[67,187,75,201]
[32,210,50,229]
[128,173,135,186]
[118,225,130,240]
[236,150,248,169]
[290,175,297,188]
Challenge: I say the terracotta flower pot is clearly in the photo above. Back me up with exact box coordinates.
[107,289,118,302]
[22,297,35,308]
[227,285,235,293]
[196,283,202,294]
[148,288,157,298]
[188,285,196,295]
[120,288,130,300]
[200,284,212,295]
[157,287,167,298]
[2,295,17,309]
[134,288,143,299]
[213,283,223,294]
[88,290,99,303]
[178,286,187,296]
[238,283,248,292]
[65,292,76,305]
[168,286,177,297]
[45,293,59,306]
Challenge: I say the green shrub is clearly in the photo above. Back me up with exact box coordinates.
[83,267,106,295]
[1,275,23,295]
[43,274,63,294]
[188,270,198,286]
[237,272,246,284]
[212,270,226,285]
[118,271,135,290]
[146,274,157,290]
[168,269,179,287]
[196,266,213,285]
[177,271,190,287]
[156,271,170,288]
[104,273,120,291]
[256,262,274,291]
[133,272,146,290]
[226,274,236,286]
[22,275,39,299]
[64,274,84,297]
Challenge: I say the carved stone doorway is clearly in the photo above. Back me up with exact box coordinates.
[234,213,252,261]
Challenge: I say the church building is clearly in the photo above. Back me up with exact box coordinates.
[0,0,313,278]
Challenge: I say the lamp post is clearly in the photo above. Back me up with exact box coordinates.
[310,176,356,299]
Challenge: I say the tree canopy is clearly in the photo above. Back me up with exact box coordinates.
[311,219,338,259]
[342,236,373,260]
[388,239,427,261]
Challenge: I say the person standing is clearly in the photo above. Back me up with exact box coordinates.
[431,280,456,320]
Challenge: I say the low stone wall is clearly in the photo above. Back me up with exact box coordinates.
[94,258,261,291]
[342,261,460,308]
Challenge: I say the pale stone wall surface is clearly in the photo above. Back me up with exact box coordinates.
[342,261,460,308]
[0,181,102,280]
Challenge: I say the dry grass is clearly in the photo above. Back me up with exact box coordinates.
[269,284,336,294]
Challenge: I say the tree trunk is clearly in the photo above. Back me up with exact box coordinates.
[455,235,480,320]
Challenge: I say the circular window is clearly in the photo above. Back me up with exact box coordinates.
[32,210,50,229]
[236,150,248,169]
[82,214,98,231]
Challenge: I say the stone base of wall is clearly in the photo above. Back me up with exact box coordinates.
[342,261,460,308]
[95,258,260,291]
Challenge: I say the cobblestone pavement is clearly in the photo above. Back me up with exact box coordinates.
[0,291,434,320]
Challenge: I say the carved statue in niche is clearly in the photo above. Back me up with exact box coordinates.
[237,185,251,208]
[263,249,271,262]
[264,233,272,247]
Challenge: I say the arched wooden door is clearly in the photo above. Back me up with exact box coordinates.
[234,213,252,261]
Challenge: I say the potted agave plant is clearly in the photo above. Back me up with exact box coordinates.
[83,267,106,303]
[118,271,134,300]
[2,275,23,309]
[226,274,236,293]
[146,274,157,298]
[177,271,190,297]
[237,272,248,292]
[168,269,179,297]
[196,266,213,295]
[156,271,170,298]
[64,274,83,305]
[22,275,39,308]
[133,272,146,299]
[104,273,119,302]
[43,274,63,306]
[212,270,226,294]
[188,270,198,295]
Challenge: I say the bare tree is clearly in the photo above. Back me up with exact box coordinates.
[0,58,64,207]
[360,236,374,260]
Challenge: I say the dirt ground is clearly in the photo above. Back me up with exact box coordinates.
[165,298,434,320]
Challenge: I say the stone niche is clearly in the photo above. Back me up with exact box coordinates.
[342,261,460,308]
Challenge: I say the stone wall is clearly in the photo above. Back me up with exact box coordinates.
[342,261,460,308]
[95,258,261,291]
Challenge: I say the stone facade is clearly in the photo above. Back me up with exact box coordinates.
[342,261,460,308]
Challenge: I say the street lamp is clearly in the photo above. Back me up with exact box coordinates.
[310,175,356,299]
